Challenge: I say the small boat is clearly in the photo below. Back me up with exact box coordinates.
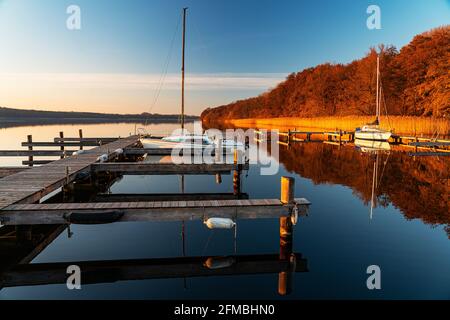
[141,134,213,149]
[139,8,245,154]
[140,8,215,151]
[355,55,392,141]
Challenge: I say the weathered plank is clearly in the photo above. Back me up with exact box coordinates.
[408,152,450,157]
[124,147,221,155]
[54,137,118,143]
[0,136,139,209]
[91,163,249,175]
[0,150,77,157]
[0,198,311,225]
[22,142,101,147]
[0,167,31,179]
[93,193,250,202]
[22,160,54,166]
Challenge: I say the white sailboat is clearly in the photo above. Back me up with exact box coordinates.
[140,8,243,153]
[355,55,392,141]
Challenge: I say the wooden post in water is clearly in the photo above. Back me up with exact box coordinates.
[27,135,33,167]
[59,132,65,159]
[279,176,294,296]
[79,129,84,151]
[287,129,291,145]
[233,149,241,196]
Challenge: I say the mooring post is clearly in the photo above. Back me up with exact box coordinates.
[339,129,342,145]
[59,132,64,159]
[27,135,33,167]
[79,129,83,151]
[233,149,241,196]
[279,176,294,296]
[287,129,291,145]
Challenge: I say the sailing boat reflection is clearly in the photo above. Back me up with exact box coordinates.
[0,225,308,291]
[355,139,391,152]
[361,148,390,220]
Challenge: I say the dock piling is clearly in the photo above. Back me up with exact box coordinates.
[233,149,242,196]
[79,129,84,151]
[279,176,295,296]
[27,135,33,167]
[59,132,64,159]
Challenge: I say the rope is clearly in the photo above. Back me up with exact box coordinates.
[379,79,393,130]
[145,12,182,126]
[202,230,215,256]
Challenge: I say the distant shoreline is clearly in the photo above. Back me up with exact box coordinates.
[0,107,199,129]
[0,117,197,129]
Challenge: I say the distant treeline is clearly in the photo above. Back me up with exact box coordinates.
[0,107,198,126]
[202,26,449,125]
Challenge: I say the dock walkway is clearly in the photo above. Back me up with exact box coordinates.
[0,136,139,210]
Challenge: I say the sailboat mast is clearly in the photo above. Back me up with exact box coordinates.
[376,55,380,121]
[181,7,187,133]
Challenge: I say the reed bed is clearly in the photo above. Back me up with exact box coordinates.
[227,116,450,137]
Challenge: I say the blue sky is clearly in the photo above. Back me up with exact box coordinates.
[0,0,448,115]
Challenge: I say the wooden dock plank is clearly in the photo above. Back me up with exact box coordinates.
[0,198,311,225]
[91,163,249,175]
[0,136,139,210]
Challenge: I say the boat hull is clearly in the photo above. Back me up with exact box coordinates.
[354,130,392,141]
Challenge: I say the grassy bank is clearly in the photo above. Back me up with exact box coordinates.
[225,116,450,137]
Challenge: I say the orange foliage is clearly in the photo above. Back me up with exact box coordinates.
[202,26,450,124]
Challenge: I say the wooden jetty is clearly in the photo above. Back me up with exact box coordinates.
[253,128,450,154]
[0,127,315,296]
[91,163,249,175]
[0,135,140,209]
[0,198,310,226]
[93,192,250,202]
[0,132,310,224]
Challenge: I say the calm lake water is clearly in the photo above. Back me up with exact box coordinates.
[0,123,449,299]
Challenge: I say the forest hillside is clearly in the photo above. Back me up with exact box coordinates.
[201,26,449,125]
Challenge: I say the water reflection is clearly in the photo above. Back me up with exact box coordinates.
[277,142,450,237]
[0,224,307,294]
[1,124,449,299]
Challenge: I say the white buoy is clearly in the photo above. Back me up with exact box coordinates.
[114,148,124,155]
[204,218,235,230]
[203,257,235,270]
